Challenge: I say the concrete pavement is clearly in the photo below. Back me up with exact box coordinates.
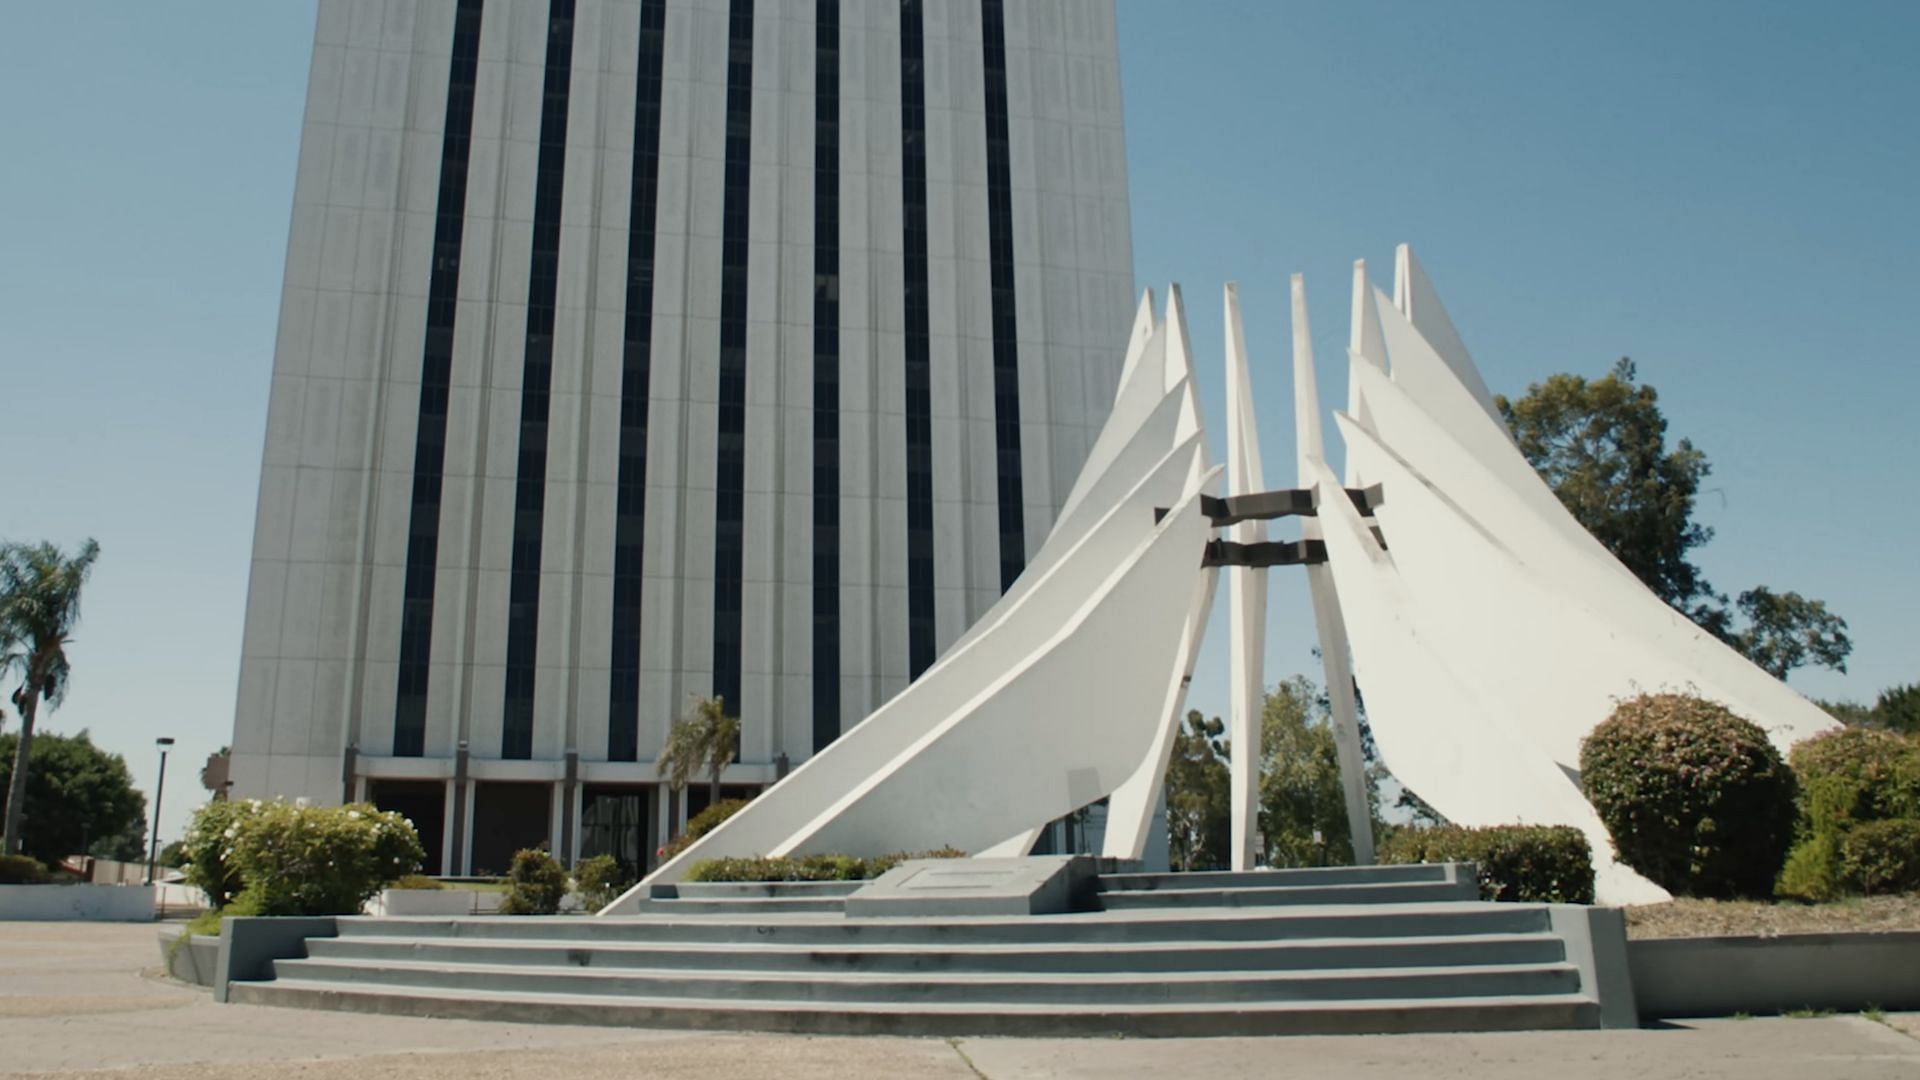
[2,921,1918,1079]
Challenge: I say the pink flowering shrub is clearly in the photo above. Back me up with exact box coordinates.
[1580,693,1796,898]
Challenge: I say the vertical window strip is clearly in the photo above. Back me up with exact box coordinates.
[394,0,486,758]
[607,0,669,762]
[501,0,577,760]
[980,0,1026,591]
[711,0,755,719]
[900,0,936,677]
[811,0,841,752]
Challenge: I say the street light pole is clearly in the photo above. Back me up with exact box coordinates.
[146,737,175,886]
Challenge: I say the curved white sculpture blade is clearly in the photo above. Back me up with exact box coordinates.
[1393,244,1500,424]
[603,290,1222,903]
[1346,361,1835,757]
[1309,458,1670,905]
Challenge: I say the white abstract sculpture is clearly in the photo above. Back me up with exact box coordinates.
[603,247,1837,911]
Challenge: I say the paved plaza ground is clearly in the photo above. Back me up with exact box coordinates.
[2,922,1918,1079]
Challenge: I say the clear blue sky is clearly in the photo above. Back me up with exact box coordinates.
[2,2,1915,847]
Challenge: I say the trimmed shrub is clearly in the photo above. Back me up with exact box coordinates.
[0,853,49,884]
[1780,728,1920,899]
[180,798,266,908]
[1580,693,1796,898]
[865,847,970,876]
[1837,819,1920,895]
[498,848,568,915]
[1378,824,1594,904]
[659,798,750,862]
[390,873,443,891]
[572,854,631,912]
[225,800,424,916]
[683,848,968,883]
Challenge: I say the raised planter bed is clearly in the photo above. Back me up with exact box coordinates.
[0,884,154,921]
[1630,931,1920,1017]
[156,926,219,987]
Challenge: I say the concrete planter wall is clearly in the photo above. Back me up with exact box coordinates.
[0,884,154,921]
[156,927,220,987]
[1631,932,1920,1018]
[365,889,505,916]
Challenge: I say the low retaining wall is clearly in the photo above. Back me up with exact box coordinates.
[1631,931,1920,1018]
[0,884,154,921]
[156,927,220,987]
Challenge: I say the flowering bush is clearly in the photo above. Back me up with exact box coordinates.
[1580,693,1796,898]
[224,800,424,916]
[658,798,751,862]
[1778,727,1920,899]
[180,798,267,908]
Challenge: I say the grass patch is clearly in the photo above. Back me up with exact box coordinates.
[439,879,508,893]
[181,909,226,938]
[1623,894,1920,939]
[1784,1007,1836,1019]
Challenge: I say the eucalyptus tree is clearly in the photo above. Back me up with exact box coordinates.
[1,539,102,858]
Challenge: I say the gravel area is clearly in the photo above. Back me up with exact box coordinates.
[1624,895,1920,939]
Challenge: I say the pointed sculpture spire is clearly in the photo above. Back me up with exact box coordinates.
[1293,274,1375,865]
[1223,282,1267,872]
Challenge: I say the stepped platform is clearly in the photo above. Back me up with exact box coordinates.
[220,862,1635,1037]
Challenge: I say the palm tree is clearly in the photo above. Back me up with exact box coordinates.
[2,539,101,857]
[658,695,741,811]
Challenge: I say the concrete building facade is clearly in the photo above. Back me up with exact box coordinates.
[230,0,1133,875]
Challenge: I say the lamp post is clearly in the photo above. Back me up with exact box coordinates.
[146,737,175,886]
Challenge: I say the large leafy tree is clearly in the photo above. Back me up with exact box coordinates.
[1498,359,1716,615]
[1497,361,1849,679]
[1260,677,1380,867]
[0,729,145,868]
[1164,710,1229,870]
[1,539,102,858]
[658,695,741,808]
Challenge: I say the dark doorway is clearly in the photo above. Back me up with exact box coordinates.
[369,779,446,875]
[580,784,652,877]
[469,782,552,877]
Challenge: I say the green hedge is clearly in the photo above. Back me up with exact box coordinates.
[1378,825,1594,904]
[684,847,967,883]
[1779,728,1920,900]
[1837,819,1920,895]
[0,854,49,884]
[572,854,632,912]
[498,848,568,915]
[1580,693,1796,898]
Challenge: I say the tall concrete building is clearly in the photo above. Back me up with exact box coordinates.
[231,0,1133,875]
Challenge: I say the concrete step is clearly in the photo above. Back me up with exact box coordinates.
[268,954,1585,1007]
[231,979,1602,1037]
[305,931,1567,976]
[333,903,1554,947]
[1095,880,1477,910]
[1095,864,1455,891]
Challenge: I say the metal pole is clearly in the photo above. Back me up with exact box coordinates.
[146,738,174,886]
